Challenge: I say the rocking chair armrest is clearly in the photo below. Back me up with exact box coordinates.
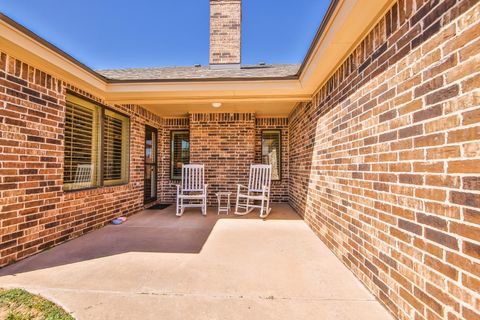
[237,184,248,189]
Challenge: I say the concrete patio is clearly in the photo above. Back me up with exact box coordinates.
[0,204,392,320]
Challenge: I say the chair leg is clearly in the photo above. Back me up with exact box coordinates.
[234,196,255,215]
[202,195,207,216]
[260,197,265,217]
[234,185,241,214]
[260,202,271,218]
[260,194,271,219]
[234,196,243,215]
[227,195,230,215]
[234,196,246,215]
[176,196,182,217]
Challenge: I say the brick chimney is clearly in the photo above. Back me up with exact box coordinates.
[209,0,241,69]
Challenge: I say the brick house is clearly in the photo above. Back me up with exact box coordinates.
[0,0,479,319]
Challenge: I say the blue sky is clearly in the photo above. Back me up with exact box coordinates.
[0,0,331,70]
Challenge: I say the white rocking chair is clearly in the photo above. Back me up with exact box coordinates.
[176,164,208,217]
[234,164,272,218]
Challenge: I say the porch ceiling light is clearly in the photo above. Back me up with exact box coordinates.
[212,102,222,108]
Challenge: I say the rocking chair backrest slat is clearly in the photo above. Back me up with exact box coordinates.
[248,164,272,192]
[182,164,205,191]
[73,164,93,189]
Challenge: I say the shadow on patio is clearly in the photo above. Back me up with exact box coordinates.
[0,203,300,276]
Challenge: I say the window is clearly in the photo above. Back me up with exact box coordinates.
[103,109,130,186]
[64,95,101,190]
[261,130,281,180]
[64,94,130,191]
[171,131,190,180]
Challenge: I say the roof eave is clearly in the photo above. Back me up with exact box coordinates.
[0,0,396,102]
[0,13,109,82]
[296,0,340,77]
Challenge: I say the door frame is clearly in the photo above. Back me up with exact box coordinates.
[144,125,158,204]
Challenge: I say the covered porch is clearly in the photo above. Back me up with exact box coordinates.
[0,204,391,320]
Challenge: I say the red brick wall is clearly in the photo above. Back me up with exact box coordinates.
[189,113,255,204]
[255,117,289,202]
[289,1,480,319]
[0,51,163,267]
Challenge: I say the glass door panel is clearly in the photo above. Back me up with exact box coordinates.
[144,125,157,204]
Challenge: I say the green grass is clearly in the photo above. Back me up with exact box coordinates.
[0,288,74,320]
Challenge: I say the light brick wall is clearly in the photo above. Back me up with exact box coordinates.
[0,51,163,267]
[289,1,480,319]
[210,0,242,65]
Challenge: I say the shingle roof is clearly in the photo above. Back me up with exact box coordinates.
[96,64,300,81]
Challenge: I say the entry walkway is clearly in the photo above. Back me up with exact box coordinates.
[0,204,392,320]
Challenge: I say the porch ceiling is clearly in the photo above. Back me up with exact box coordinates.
[142,100,298,117]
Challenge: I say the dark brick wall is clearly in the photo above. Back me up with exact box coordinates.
[0,51,163,267]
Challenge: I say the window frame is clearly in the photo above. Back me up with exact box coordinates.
[102,108,130,187]
[170,130,190,180]
[64,91,131,192]
[63,94,101,191]
[261,129,282,181]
